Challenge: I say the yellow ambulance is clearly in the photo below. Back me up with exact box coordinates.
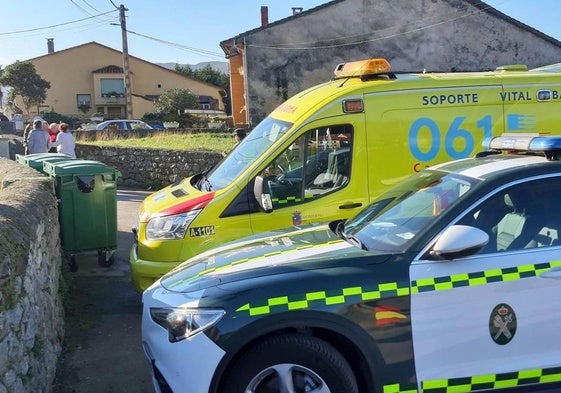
[130,58,561,291]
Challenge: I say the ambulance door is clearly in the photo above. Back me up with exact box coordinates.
[249,121,367,232]
[501,74,561,134]
[410,177,561,391]
[364,85,504,198]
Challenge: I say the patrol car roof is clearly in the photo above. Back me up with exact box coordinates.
[435,154,557,179]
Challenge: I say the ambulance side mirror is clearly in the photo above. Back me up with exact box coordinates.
[254,176,274,213]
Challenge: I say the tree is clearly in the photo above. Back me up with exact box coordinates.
[175,64,229,89]
[197,65,229,89]
[154,87,200,115]
[154,87,200,127]
[0,61,50,115]
[175,64,195,78]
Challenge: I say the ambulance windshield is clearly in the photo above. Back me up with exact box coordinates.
[205,117,292,190]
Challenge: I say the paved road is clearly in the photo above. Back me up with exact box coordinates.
[52,188,154,393]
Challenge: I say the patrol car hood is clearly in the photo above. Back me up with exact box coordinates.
[160,223,370,293]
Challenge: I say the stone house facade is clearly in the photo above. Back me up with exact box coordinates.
[220,0,561,126]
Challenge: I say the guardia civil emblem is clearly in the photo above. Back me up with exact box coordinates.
[489,303,517,345]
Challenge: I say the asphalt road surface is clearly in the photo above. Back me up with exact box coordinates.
[52,188,154,393]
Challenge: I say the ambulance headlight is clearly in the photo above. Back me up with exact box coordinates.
[150,308,225,342]
[146,210,201,240]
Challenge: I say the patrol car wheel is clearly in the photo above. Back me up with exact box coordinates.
[222,334,358,393]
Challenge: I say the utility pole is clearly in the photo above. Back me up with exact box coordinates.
[119,4,133,119]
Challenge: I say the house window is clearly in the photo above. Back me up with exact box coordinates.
[77,94,92,110]
[100,78,125,96]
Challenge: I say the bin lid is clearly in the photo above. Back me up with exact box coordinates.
[44,159,120,176]
[17,152,58,164]
[23,153,75,170]
[37,155,76,169]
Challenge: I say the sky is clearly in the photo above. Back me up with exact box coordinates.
[1,0,560,68]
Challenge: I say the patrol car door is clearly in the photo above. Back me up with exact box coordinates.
[410,177,561,392]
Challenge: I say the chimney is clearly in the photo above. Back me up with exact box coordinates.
[261,6,268,27]
[292,7,303,15]
[47,38,54,54]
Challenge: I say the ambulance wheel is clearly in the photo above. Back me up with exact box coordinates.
[69,255,78,272]
[221,334,358,393]
[97,250,115,267]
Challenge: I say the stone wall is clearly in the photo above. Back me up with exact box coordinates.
[6,133,224,190]
[76,144,223,189]
[0,158,64,393]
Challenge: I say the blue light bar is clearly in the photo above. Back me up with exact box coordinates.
[483,134,561,152]
[529,137,561,150]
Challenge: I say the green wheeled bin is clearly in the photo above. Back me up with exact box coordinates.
[16,152,75,174]
[44,159,121,271]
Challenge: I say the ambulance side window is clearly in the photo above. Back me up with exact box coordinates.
[260,125,353,209]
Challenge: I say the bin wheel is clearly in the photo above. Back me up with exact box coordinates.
[97,250,115,267]
[69,255,78,272]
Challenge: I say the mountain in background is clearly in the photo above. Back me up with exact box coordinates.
[158,61,229,74]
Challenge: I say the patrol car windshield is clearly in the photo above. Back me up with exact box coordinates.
[343,171,478,252]
[204,117,292,190]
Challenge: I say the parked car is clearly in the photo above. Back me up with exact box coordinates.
[95,119,153,131]
[144,121,165,130]
[142,134,561,393]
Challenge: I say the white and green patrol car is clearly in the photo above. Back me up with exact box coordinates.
[142,134,561,393]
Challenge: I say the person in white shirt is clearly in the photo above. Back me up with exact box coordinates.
[49,123,76,157]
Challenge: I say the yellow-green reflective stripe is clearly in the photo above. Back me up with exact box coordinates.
[383,383,417,393]
[421,365,561,392]
[272,196,302,204]
[236,282,410,316]
[412,260,561,294]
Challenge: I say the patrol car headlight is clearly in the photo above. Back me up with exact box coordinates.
[150,308,225,342]
[146,210,201,240]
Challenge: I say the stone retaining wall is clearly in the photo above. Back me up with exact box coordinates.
[76,144,223,189]
[0,157,64,393]
[6,132,224,190]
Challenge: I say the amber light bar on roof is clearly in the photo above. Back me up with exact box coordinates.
[333,58,392,79]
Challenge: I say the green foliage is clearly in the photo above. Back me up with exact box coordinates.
[154,87,200,114]
[30,334,45,358]
[175,64,229,89]
[175,64,194,77]
[0,61,50,115]
[141,112,165,123]
[154,88,200,127]
[76,131,234,152]
[42,110,81,129]
[78,104,91,113]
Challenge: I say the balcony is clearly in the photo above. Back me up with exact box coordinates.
[97,93,125,105]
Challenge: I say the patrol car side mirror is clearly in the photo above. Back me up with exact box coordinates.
[254,175,273,213]
[429,225,489,260]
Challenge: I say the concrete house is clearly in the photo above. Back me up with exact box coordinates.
[220,0,561,126]
[20,41,226,120]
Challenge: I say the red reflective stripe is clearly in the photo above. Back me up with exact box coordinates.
[142,192,215,222]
